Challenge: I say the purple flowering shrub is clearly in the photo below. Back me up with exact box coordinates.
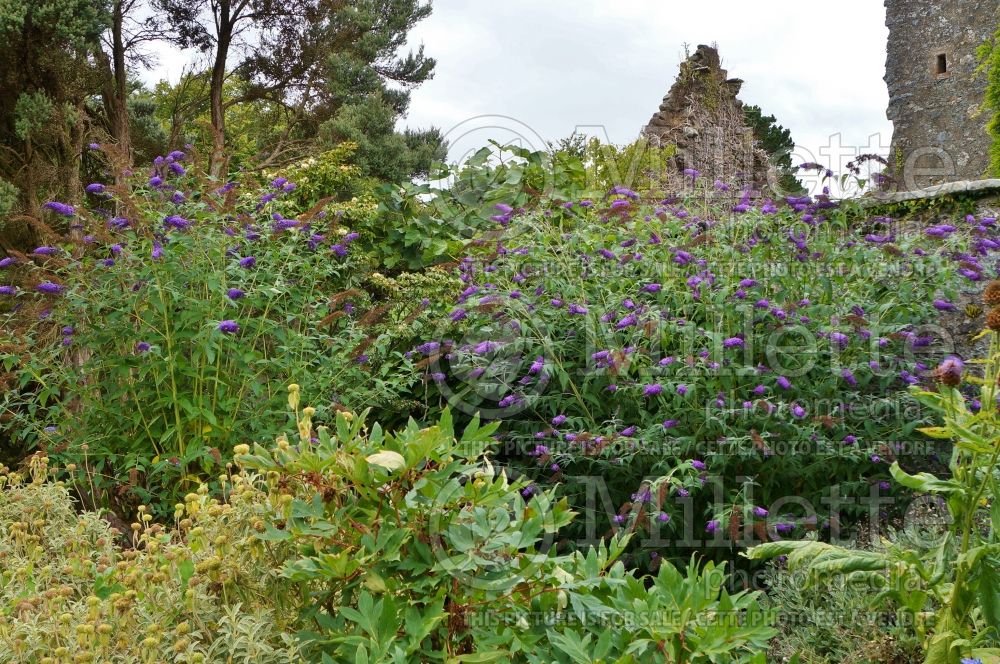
[0,151,438,514]
[405,176,997,561]
[748,302,1000,663]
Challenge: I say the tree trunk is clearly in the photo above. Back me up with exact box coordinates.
[110,0,132,165]
[96,2,132,183]
[62,100,86,240]
[208,3,233,180]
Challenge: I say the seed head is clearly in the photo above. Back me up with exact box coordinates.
[988,306,1000,331]
[985,280,1000,306]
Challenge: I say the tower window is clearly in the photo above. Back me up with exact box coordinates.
[936,53,948,74]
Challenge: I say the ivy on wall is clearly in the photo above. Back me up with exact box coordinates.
[980,21,1000,177]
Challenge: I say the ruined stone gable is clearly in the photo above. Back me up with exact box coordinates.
[642,45,774,190]
[885,0,998,189]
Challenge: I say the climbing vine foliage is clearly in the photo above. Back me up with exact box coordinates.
[981,23,1000,177]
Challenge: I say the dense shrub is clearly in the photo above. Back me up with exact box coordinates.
[748,299,1000,663]
[0,150,437,514]
[0,392,776,663]
[399,154,997,564]
[0,455,302,662]
[761,561,922,663]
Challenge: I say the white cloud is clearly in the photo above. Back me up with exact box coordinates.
[402,0,892,171]
[143,0,894,175]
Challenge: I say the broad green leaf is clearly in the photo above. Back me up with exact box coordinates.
[889,463,965,495]
[366,450,406,472]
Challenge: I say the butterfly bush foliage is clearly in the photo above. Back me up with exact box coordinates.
[747,292,1000,664]
[403,147,999,563]
[0,150,438,515]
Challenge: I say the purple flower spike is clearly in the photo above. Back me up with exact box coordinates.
[43,202,75,216]
[227,288,245,300]
[238,256,257,269]
[35,282,64,294]
[218,320,240,334]
[643,383,663,397]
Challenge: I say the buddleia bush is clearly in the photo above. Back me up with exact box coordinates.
[0,148,436,516]
[398,147,999,563]
[748,282,1000,663]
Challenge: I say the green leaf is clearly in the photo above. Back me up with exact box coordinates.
[545,629,594,663]
[450,652,509,663]
[745,539,889,579]
[889,463,965,495]
[977,558,1000,637]
[917,426,952,439]
[177,558,195,588]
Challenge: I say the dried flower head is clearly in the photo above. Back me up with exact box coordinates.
[985,280,1000,306]
[988,306,1000,332]
[932,356,964,386]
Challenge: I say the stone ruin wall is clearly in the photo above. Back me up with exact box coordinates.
[641,45,775,192]
[885,0,998,189]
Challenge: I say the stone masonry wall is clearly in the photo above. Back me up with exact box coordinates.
[885,0,998,189]
[642,45,774,191]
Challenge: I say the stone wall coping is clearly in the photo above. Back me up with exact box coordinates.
[865,179,1000,205]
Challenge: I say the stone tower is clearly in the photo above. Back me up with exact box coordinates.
[885,0,998,190]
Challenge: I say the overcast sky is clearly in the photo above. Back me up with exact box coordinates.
[146,0,893,177]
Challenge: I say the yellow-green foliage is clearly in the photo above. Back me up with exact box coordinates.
[270,143,381,227]
[276,143,367,201]
[0,456,300,663]
[980,25,1000,177]
[583,137,677,193]
[367,267,461,311]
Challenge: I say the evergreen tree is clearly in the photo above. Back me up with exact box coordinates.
[311,0,443,181]
[0,0,108,227]
[744,104,804,195]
